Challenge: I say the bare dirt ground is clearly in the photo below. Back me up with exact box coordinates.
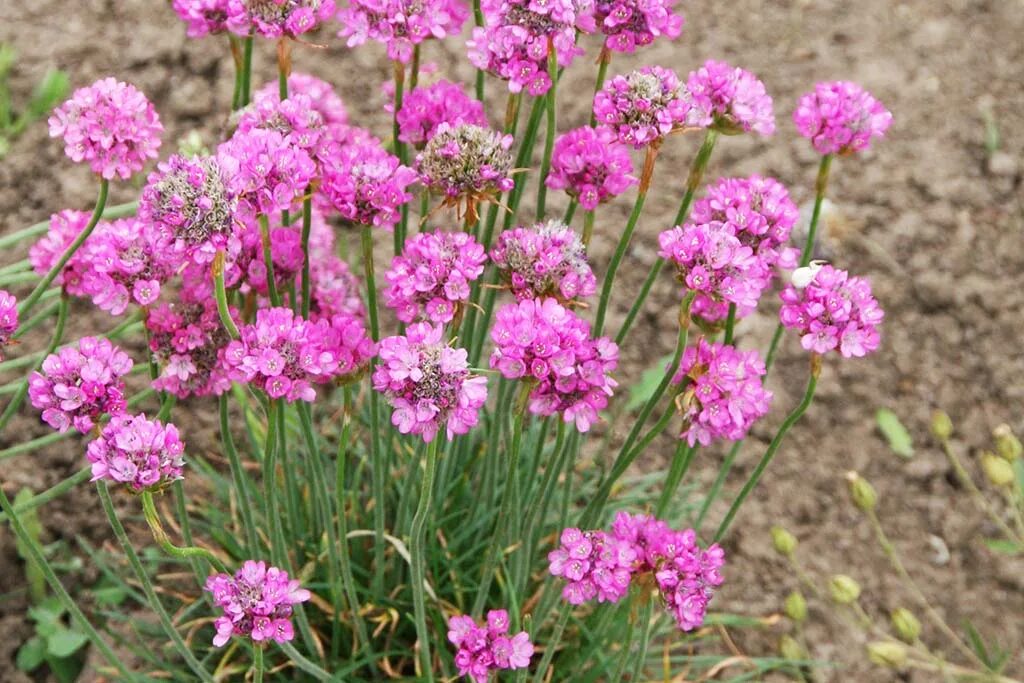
[1,0,1022,681]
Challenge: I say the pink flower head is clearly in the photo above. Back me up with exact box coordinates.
[417,123,514,216]
[255,72,350,138]
[372,323,488,442]
[383,231,487,324]
[48,78,163,180]
[222,216,306,298]
[490,298,618,432]
[671,340,772,446]
[205,560,311,647]
[217,128,317,220]
[147,299,237,398]
[320,139,417,229]
[491,219,596,303]
[593,66,695,148]
[396,80,487,148]
[337,0,469,63]
[0,291,18,358]
[86,414,186,491]
[237,92,333,168]
[226,0,336,37]
[779,264,884,358]
[683,60,775,136]
[29,210,93,297]
[548,527,637,605]
[298,209,366,319]
[447,610,533,682]
[594,0,683,53]
[467,0,595,96]
[29,337,133,434]
[546,126,636,210]
[172,0,231,36]
[793,81,893,155]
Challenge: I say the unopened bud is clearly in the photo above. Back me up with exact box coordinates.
[771,526,798,558]
[784,591,808,622]
[993,424,1022,462]
[846,471,878,512]
[867,641,908,669]
[930,410,953,441]
[981,452,1015,487]
[828,575,861,604]
[890,608,921,643]
[779,635,805,661]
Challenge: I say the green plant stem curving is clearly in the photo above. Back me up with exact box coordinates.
[410,436,441,682]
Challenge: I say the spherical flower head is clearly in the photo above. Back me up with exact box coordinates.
[217,128,317,221]
[255,72,349,137]
[417,123,513,218]
[0,291,18,358]
[546,126,636,210]
[236,92,333,167]
[397,80,487,148]
[609,511,672,570]
[372,323,488,442]
[671,340,772,446]
[48,77,163,180]
[491,219,596,303]
[29,337,133,434]
[490,298,618,432]
[548,527,637,605]
[226,0,336,37]
[383,231,487,324]
[779,264,884,358]
[30,210,93,297]
[593,66,694,148]
[593,0,683,53]
[172,0,231,36]
[684,60,775,136]
[338,0,469,63]
[653,530,725,632]
[320,139,417,229]
[793,81,893,155]
[147,299,237,398]
[87,414,185,491]
[205,560,311,647]
[447,610,533,681]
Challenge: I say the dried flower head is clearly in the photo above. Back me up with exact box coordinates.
[417,123,513,221]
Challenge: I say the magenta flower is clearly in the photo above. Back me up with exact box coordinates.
[383,231,487,324]
[396,80,487,148]
[222,216,306,298]
[793,81,893,155]
[48,78,163,180]
[300,209,366,320]
[87,414,186,491]
[172,0,231,36]
[236,92,333,167]
[779,264,884,358]
[490,298,618,432]
[417,123,513,219]
[226,0,336,37]
[684,60,775,136]
[594,0,683,53]
[671,340,772,446]
[147,299,237,398]
[546,126,636,210]
[205,561,311,647]
[593,66,696,148]
[448,610,533,682]
[338,0,469,63]
[217,128,317,221]
[29,210,94,297]
[320,139,417,229]
[255,72,350,137]
[29,337,133,434]
[548,527,637,605]
[0,291,18,358]
[491,219,596,303]
[372,323,488,442]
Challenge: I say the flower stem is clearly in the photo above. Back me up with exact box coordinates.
[212,250,240,339]
[581,209,595,247]
[723,303,737,344]
[300,194,313,316]
[472,0,485,101]
[530,603,571,683]
[535,41,558,220]
[614,258,663,345]
[392,61,408,254]
[279,641,332,680]
[0,467,90,524]
[140,490,228,573]
[694,439,741,530]
[240,33,254,106]
[938,438,1022,544]
[588,47,611,127]
[410,437,441,682]
[258,214,281,306]
[655,441,697,517]
[253,646,264,683]
[361,226,387,594]
[228,35,243,110]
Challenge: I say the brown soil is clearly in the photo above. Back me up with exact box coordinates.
[2,1,1023,681]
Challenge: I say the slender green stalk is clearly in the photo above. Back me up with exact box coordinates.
[240,34,254,106]
[220,394,260,554]
[0,467,89,523]
[472,0,485,101]
[279,641,332,681]
[611,607,638,681]
[615,258,663,345]
[2,201,138,252]
[630,599,655,680]
[410,45,421,89]
[0,258,29,276]
[140,490,228,573]
[655,442,697,516]
[694,440,741,530]
[535,44,558,220]
[581,210,595,247]
[300,194,313,316]
[261,400,288,567]
[0,296,68,433]
[531,604,571,683]
[229,35,243,110]
[12,300,59,340]
[258,215,281,306]
[517,421,569,592]
[939,438,1021,544]
[588,48,611,127]
[723,303,737,344]
[410,438,441,682]
[213,251,240,339]
[253,645,265,683]
[392,61,408,254]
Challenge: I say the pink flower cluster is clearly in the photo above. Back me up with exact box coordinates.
[205,560,311,647]
[222,307,375,401]
[372,323,487,442]
[417,123,514,201]
[237,92,333,167]
[467,0,594,95]
[256,73,349,133]
[548,527,636,604]
[447,610,533,682]
[684,60,775,136]
[594,0,683,53]
[217,128,316,220]
[87,414,186,491]
[48,78,163,180]
[226,0,336,37]
[225,218,305,297]
[779,264,884,357]
[321,140,417,228]
[383,231,487,324]
[490,298,618,432]
[396,80,487,147]
[793,81,893,155]
[30,211,94,296]
[593,66,694,148]
[337,0,469,63]
[147,300,236,398]
[546,126,636,210]
[671,339,772,446]
[29,337,133,434]
[172,0,231,36]
[491,220,596,303]
[0,291,17,356]
[303,211,365,319]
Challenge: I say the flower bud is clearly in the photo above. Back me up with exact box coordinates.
[828,575,861,604]
[846,471,878,512]
[779,635,806,661]
[867,641,908,669]
[981,452,1015,487]
[993,424,1022,462]
[771,526,798,558]
[930,409,953,441]
[890,608,921,643]
[784,591,808,622]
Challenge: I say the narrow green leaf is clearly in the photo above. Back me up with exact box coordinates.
[982,538,1022,556]
[875,408,914,458]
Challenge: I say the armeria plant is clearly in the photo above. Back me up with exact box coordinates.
[0,1,893,680]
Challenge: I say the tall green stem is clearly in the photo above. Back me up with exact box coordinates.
[410,437,441,682]
[262,400,288,566]
[213,250,240,339]
[253,645,264,683]
[240,34,254,106]
[535,44,558,220]
[220,395,259,554]
[300,195,313,315]
[530,604,571,683]
[588,48,611,127]
[258,215,281,306]
[140,491,227,573]
[694,440,741,530]
[655,441,696,516]
[392,61,408,254]
[361,226,387,593]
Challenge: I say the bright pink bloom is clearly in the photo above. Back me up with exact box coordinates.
[29,337,133,433]
[684,60,775,136]
[593,66,696,148]
[658,222,765,312]
[236,92,333,167]
[491,219,596,302]
[299,209,366,319]
[0,291,18,357]
[221,217,306,298]
[417,123,514,200]
[48,78,162,180]
[594,0,683,53]
[320,139,417,229]
[338,0,469,63]
[383,231,487,324]
[396,80,487,147]
[794,81,892,155]
[546,126,636,210]
[217,128,317,220]
[172,0,231,36]
[255,72,349,133]
[147,299,237,398]
[448,610,533,682]
[226,0,336,37]
[29,211,93,297]
[779,264,884,358]
[372,323,488,442]
[87,414,185,491]
[205,561,311,647]
[490,298,618,432]
[548,527,636,604]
